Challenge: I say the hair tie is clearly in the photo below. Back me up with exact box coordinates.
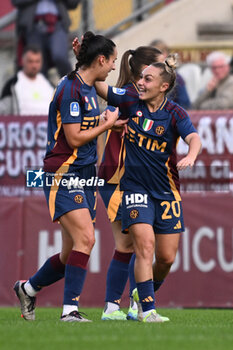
[165,60,171,68]
[129,49,135,55]
[164,59,173,73]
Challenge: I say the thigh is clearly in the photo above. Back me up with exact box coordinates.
[155,233,180,262]
[60,207,94,237]
[130,223,155,259]
[59,207,95,254]
[112,220,134,252]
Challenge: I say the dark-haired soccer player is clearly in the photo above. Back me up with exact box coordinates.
[13,31,125,322]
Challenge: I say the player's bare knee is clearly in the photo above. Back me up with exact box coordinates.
[156,255,175,268]
[73,230,95,251]
[85,233,95,251]
[137,241,154,260]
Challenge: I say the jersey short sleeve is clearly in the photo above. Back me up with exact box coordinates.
[59,97,82,124]
[173,105,197,140]
[107,86,138,116]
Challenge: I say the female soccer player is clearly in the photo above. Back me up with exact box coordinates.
[13,31,123,322]
[72,39,166,321]
[95,54,202,323]
[97,47,166,321]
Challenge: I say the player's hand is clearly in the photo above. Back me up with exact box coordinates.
[177,156,195,171]
[72,36,82,57]
[111,119,129,132]
[101,107,119,129]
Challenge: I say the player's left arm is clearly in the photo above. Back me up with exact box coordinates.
[174,106,202,170]
[177,132,202,170]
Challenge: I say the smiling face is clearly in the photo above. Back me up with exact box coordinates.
[137,65,169,102]
[97,47,117,81]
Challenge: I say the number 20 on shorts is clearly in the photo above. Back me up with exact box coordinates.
[160,201,181,220]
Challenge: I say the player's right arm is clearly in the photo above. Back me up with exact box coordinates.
[63,107,119,149]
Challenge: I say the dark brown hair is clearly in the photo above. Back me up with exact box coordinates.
[68,31,116,80]
[116,46,162,87]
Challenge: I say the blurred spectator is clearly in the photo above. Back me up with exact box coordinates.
[178,63,202,104]
[0,45,54,116]
[12,0,80,78]
[150,39,191,109]
[192,51,233,110]
[178,62,213,104]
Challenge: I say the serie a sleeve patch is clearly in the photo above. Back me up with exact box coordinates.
[112,87,126,95]
[70,102,80,117]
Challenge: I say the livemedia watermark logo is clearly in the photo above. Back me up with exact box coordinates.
[26,168,44,188]
[26,168,105,189]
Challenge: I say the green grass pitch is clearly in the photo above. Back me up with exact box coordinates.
[0,308,232,350]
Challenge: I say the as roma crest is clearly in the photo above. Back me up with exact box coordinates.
[74,194,84,204]
[130,209,139,219]
[155,125,165,136]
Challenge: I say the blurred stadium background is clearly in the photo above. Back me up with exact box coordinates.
[0,0,232,309]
